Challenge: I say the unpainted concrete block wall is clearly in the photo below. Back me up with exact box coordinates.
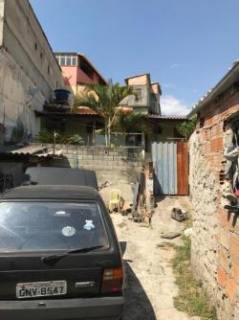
[49,150,142,205]
[189,90,239,320]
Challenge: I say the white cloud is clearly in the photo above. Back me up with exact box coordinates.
[161,95,191,116]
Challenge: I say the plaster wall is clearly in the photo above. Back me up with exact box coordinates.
[3,0,64,94]
[62,66,78,94]
[0,0,64,141]
[61,64,104,95]
[0,49,42,139]
[127,75,149,86]
[0,0,4,46]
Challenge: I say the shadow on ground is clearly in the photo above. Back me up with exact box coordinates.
[123,262,156,320]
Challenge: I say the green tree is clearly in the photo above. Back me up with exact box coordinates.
[74,82,134,146]
[176,116,197,139]
[115,113,152,135]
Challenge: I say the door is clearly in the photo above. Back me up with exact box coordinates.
[152,141,188,196]
[177,142,189,195]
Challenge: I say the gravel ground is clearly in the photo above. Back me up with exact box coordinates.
[111,196,200,320]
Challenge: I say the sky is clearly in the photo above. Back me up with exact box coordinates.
[30,0,239,116]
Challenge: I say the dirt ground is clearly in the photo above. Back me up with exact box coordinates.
[111,196,200,320]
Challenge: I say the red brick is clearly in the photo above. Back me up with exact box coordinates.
[219,229,230,250]
[216,123,223,136]
[218,247,230,271]
[204,128,210,140]
[203,142,211,155]
[211,137,223,153]
[229,232,239,259]
[231,257,239,282]
[225,276,237,301]
[204,117,214,126]
[217,267,237,302]
[217,266,227,288]
[218,209,232,228]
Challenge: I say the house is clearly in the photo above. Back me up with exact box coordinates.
[189,61,239,320]
[39,52,108,144]
[55,52,107,95]
[0,0,65,143]
[117,74,187,160]
[119,73,161,115]
[36,106,104,145]
[148,115,187,140]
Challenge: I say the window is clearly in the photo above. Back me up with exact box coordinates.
[0,202,109,252]
[57,55,78,67]
[34,43,38,50]
[60,56,66,66]
[66,56,71,66]
[72,57,77,66]
[134,88,142,101]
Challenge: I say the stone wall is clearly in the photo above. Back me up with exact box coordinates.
[189,89,239,320]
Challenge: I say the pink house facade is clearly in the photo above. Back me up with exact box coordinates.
[55,52,107,95]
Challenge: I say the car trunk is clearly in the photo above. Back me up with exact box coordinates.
[0,197,123,302]
[0,254,115,300]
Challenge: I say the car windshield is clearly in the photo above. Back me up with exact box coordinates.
[0,202,109,253]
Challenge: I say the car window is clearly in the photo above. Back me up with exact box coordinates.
[0,202,109,252]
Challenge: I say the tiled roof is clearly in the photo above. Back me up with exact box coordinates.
[0,144,59,161]
[189,60,239,116]
[148,115,188,120]
[36,108,102,118]
[11,144,47,155]
[74,106,98,115]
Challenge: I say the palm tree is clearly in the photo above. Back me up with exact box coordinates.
[115,113,152,135]
[74,82,134,146]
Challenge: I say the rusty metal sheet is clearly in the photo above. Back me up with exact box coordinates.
[177,142,189,195]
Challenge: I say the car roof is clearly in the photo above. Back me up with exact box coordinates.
[1,185,101,201]
[25,167,98,189]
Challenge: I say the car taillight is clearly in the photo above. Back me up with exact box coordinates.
[101,267,123,294]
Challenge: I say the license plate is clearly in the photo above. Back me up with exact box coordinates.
[16,280,67,299]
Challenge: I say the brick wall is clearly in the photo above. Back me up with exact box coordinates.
[189,89,239,320]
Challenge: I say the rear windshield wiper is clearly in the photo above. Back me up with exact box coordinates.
[41,245,104,266]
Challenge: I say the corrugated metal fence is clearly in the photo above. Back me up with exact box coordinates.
[152,141,188,196]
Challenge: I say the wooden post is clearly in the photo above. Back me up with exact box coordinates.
[143,162,155,225]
